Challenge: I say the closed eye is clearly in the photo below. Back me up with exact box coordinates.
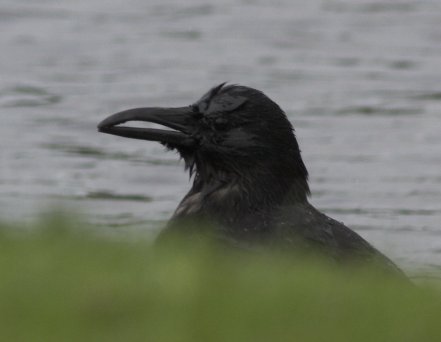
[214,117,228,130]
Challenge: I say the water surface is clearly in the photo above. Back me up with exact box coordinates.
[1,0,441,272]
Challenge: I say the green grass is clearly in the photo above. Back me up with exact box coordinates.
[0,214,440,342]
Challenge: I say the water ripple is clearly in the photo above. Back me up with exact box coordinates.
[0,85,61,108]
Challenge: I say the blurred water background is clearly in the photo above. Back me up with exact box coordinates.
[1,0,440,272]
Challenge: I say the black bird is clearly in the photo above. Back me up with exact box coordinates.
[98,83,404,275]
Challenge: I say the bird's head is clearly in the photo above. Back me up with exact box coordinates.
[98,83,309,202]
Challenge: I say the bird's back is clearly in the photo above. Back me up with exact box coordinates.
[272,202,405,276]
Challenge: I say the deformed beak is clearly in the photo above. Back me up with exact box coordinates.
[97,107,197,147]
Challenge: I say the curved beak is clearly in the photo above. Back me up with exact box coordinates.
[97,107,197,147]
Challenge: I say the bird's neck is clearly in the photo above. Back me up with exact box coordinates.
[173,157,310,228]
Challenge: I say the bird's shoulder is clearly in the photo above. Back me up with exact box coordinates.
[273,202,378,257]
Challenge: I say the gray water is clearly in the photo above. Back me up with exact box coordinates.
[1,0,441,272]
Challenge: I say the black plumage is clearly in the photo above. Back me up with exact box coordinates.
[98,83,405,276]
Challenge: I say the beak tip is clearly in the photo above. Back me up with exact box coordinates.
[97,126,111,134]
[97,111,128,132]
[97,118,112,132]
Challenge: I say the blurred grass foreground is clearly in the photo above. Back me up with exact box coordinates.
[1,214,440,342]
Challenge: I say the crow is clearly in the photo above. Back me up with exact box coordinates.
[98,83,405,276]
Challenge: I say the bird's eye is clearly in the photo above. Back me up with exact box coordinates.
[214,117,228,130]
